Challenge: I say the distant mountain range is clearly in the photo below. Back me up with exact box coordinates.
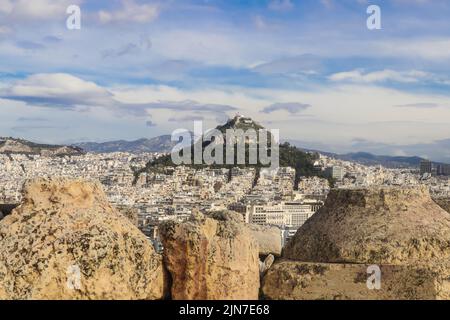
[289,145,434,168]
[2,129,444,168]
[0,137,83,157]
[288,142,437,168]
[289,144,442,168]
[335,152,427,168]
[73,135,178,154]
[73,134,443,168]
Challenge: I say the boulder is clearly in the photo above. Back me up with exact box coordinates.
[116,206,139,227]
[0,177,167,300]
[283,187,450,265]
[160,211,259,300]
[207,210,244,223]
[262,261,450,300]
[264,186,450,300]
[248,224,282,257]
[434,198,450,214]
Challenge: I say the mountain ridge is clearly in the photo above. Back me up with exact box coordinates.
[3,126,446,167]
[73,135,178,154]
[135,115,321,187]
[0,137,83,157]
[288,144,443,168]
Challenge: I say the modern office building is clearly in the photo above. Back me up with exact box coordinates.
[437,164,450,176]
[420,160,432,175]
[325,166,345,181]
[245,199,323,228]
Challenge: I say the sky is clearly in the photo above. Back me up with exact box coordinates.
[1,0,450,162]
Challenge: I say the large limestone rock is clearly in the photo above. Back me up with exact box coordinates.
[248,224,282,257]
[0,178,166,300]
[207,211,281,257]
[263,187,450,300]
[116,206,139,227]
[284,187,450,265]
[263,261,450,300]
[435,198,450,214]
[160,211,260,300]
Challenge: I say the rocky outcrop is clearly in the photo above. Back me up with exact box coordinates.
[160,210,260,300]
[248,224,282,257]
[263,187,450,300]
[0,178,166,300]
[0,137,83,156]
[263,261,450,300]
[435,198,450,214]
[117,206,139,227]
[283,187,450,265]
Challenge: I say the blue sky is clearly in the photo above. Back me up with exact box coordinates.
[1,0,450,162]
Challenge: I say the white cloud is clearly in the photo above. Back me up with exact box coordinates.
[261,102,311,114]
[150,29,252,67]
[394,103,441,109]
[320,0,333,9]
[1,73,111,109]
[111,81,450,146]
[10,73,104,96]
[392,0,438,5]
[3,73,450,155]
[0,0,80,20]
[0,73,237,120]
[0,25,12,34]
[253,15,267,30]
[0,0,13,14]
[328,69,430,84]
[373,38,450,60]
[252,54,323,75]
[268,0,294,11]
[99,0,159,24]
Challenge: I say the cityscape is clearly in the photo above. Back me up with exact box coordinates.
[1,0,450,306]
[1,116,449,254]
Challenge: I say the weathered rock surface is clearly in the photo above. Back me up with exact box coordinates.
[207,210,244,223]
[263,261,450,300]
[263,186,450,300]
[116,206,139,227]
[0,178,166,300]
[435,198,450,214]
[160,210,260,300]
[283,187,450,265]
[248,224,282,257]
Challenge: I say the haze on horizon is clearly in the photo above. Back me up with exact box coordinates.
[1,0,450,162]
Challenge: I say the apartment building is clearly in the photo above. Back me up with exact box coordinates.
[245,199,323,228]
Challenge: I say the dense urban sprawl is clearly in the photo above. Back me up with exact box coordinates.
[1,152,449,250]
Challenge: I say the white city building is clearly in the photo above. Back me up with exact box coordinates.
[245,199,323,228]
